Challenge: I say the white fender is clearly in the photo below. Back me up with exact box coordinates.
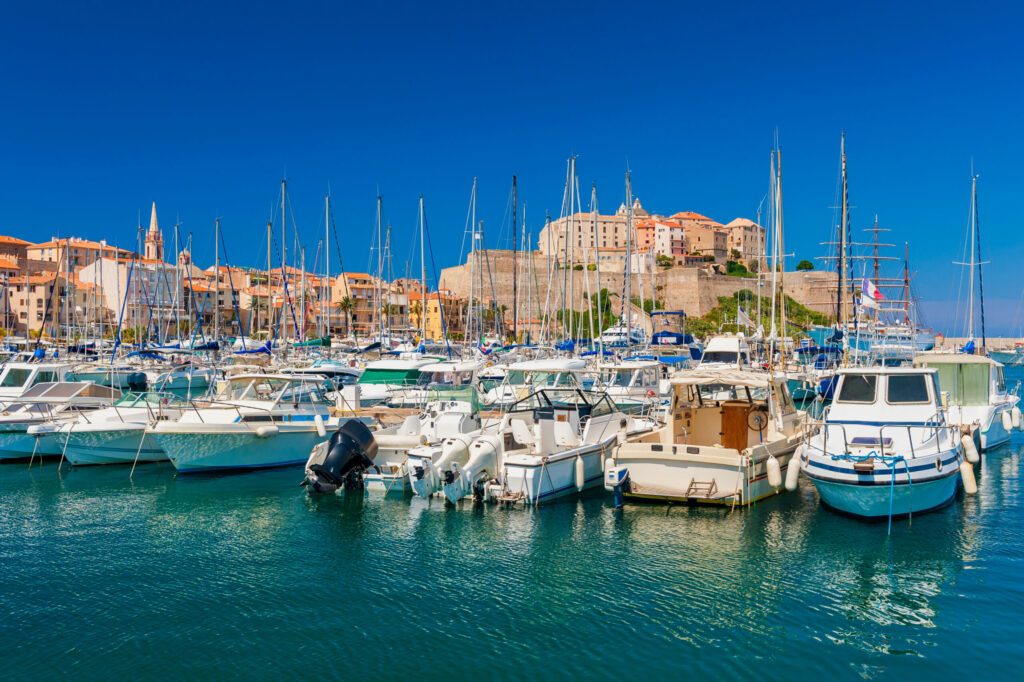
[961,434,980,464]
[314,414,327,438]
[255,425,279,438]
[766,455,782,488]
[443,435,500,503]
[1013,406,1022,430]
[575,455,586,492]
[784,445,803,491]
[960,460,978,495]
[1001,410,1013,433]
[375,433,428,450]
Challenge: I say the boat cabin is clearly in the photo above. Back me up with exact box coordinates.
[698,335,752,370]
[0,363,74,399]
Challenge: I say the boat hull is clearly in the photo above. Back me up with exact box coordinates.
[153,425,323,473]
[807,470,959,518]
[63,425,167,466]
[0,428,62,461]
[501,440,612,505]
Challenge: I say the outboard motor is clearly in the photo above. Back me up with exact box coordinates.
[303,419,379,494]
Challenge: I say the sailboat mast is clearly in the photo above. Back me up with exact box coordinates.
[376,194,383,342]
[419,195,427,343]
[839,133,848,327]
[511,174,518,343]
[325,192,330,339]
[280,179,288,344]
[903,242,910,326]
[214,217,220,341]
[967,175,976,341]
[974,173,987,350]
[624,170,633,345]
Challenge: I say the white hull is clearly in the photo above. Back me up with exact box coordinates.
[501,440,613,505]
[154,424,325,473]
[63,425,167,466]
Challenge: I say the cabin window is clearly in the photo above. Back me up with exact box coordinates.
[32,371,56,385]
[836,374,876,403]
[886,375,930,404]
[0,368,31,387]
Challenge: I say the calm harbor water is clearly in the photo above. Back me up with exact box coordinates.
[3,379,1024,680]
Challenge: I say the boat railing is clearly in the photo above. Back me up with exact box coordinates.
[183,398,277,426]
[811,413,954,460]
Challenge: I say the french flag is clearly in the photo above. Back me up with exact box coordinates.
[862,278,884,303]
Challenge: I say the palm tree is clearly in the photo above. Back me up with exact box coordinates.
[339,297,355,338]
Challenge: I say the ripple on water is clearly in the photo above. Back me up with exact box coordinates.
[4,380,1024,681]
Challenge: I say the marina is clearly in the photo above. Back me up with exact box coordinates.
[3,3,1024,679]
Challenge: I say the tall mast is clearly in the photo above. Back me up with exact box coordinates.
[376,194,384,341]
[419,195,427,343]
[214,217,220,341]
[592,184,603,356]
[967,175,976,341]
[975,174,987,351]
[872,214,880,287]
[838,132,849,327]
[511,174,518,343]
[903,242,910,326]
[325,192,330,339]
[624,170,633,344]
[280,179,288,344]
[265,221,271,338]
[300,247,306,341]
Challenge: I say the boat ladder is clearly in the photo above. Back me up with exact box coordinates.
[496,490,526,507]
[684,478,718,499]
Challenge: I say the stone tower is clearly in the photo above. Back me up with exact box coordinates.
[145,201,164,261]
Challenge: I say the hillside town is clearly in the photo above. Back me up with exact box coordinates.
[0,199,834,344]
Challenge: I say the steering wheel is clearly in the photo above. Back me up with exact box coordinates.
[748,409,768,432]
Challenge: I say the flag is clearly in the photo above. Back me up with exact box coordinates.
[737,306,753,326]
[862,278,884,302]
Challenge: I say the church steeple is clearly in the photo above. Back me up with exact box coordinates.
[145,201,164,261]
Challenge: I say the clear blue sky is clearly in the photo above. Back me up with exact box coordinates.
[1,1,1021,334]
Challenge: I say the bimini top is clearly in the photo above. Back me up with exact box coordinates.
[508,358,588,372]
[670,369,772,389]
[418,360,483,374]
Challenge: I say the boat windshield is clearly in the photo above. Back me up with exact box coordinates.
[114,392,183,408]
[836,374,877,403]
[505,370,576,387]
[0,368,32,388]
[417,370,474,387]
[702,351,739,364]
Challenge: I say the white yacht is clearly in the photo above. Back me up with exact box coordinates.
[0,362,75,401]
[482,358,587,408]
[696,335,753,370]
[596,359,664,413]
[151,374,338,473]
[605,369,807,506]
[0,382,122,461]
[350,357,438,407]
[387,359,483,408]
[793,367,969,520]
[57,392,187,466]
[912,353,1021,450]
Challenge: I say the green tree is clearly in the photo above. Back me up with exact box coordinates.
[796,260,815,271]
[655,254,673,269]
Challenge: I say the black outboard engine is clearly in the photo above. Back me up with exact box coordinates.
[303,419,379,494]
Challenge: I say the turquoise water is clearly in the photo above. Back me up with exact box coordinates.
[3,394,1023,679]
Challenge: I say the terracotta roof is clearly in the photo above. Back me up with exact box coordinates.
[0,235,32,246]
[0,256,20,270]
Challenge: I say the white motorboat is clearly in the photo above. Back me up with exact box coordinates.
[913,353,1021,450]
[596,359,664,413]
[387,360,484,408]
[793,367,970,521]
[0,362,75,401]
[1,382,122,461]
[151,374,339,473]
[58,392,187,466]
[697,334,753,370]
[350,357,438,407]
[605,369,807,506]
[482,358,587,408]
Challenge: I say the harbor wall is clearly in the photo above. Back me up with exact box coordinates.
[439,250,837,318]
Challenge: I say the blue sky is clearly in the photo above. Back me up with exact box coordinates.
[1,1,1021,334]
